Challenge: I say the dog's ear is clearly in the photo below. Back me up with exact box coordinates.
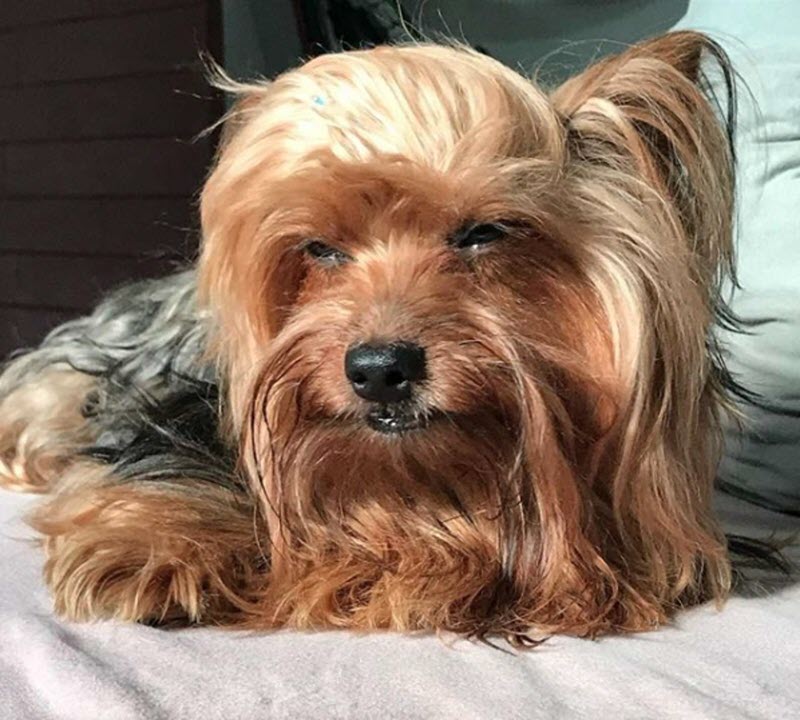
[552,31,736,285]
[552,31,720,114]
[546,33,738,610]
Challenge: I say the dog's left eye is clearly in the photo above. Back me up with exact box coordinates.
[303,240,351,267]
[449,222,510,251]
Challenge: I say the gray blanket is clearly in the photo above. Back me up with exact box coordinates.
[1,490,797,720]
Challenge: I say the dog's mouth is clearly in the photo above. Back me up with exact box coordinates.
[365,404,438,434]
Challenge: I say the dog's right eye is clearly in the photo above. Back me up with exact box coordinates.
[303,240,351,267]
[449,221,512,252]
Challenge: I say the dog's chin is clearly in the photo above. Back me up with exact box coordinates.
[365,404,439,435]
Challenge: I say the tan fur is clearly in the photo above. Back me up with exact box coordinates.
[4,32,738,641]
[31,462,263,625]
[0,369,95,492]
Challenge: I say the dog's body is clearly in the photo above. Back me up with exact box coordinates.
[0,33,742,641]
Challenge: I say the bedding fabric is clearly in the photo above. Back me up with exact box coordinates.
[0,490,798,720]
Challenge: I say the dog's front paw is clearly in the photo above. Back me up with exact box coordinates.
[43,531,207,626]
[0,370,95,492]
[31,470,259,626]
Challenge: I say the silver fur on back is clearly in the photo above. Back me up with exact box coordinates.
[0,271,242,492]
[1,270,209,392]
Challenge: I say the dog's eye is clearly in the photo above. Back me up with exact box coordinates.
[303,240,350,267]
[450,222,510,251]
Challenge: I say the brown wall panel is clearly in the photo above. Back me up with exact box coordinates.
[0,197,198,256]
[0,32,20,87]
[0,2,94,29]
[0,307,75,353]
[4,138,211,196]
[0,1,221,357]
[0,72,215,142]
[0,254,181,310]
[10,5,207,87]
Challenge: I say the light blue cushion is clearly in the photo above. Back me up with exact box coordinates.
[674,1,800,511]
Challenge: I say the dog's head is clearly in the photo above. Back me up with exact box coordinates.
[199,33,735,638]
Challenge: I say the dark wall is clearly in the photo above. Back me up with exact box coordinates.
[223,0,302,80]
[0,1,224,357]
[413,0,689,84]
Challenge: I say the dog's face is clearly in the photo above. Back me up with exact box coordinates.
[199,35,735,638]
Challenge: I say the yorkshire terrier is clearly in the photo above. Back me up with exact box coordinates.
[0,32,742,641]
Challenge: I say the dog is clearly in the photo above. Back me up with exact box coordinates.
[0,31,741,642]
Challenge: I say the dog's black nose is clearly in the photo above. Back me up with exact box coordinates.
[344,342,426,404]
